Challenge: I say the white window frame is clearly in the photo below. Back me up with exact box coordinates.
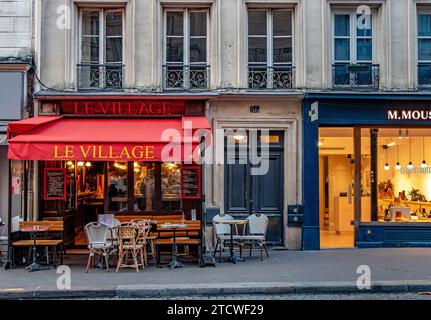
[331,10,375,65]
[163,8,209,67]
[78,8,125,66]
[247,8,294,68]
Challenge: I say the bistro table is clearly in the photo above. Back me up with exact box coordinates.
[160,223,187,269]
[214,220,247,264]
[20,225,50,272]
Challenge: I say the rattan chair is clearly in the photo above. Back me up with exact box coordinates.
[212,214,242,262]
[84,222,114,272]
[116,225,145,272]
[241,213,269,261]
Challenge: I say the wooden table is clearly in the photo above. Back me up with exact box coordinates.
[160,223,187,269]
[214,220,247,264]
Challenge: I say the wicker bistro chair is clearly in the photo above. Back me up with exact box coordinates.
[0,222,7,267]
[116,225,145,272]
[84,222,114,272]
[241,213,269,261]
[212,214,243,263]
[132,219,157,265]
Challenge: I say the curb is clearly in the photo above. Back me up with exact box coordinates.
[2,280,431,299]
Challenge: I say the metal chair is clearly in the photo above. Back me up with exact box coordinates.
[212,214,242,262]
[241,213,269,261]
[116,225,145,272]
[0,222,7,267]
[84,222,113,272]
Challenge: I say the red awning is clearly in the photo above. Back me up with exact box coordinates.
[8,116,210,162]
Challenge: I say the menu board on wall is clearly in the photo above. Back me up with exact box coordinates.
[181,166,201,199]
[43,168,66,200]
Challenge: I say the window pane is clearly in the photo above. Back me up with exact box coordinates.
[161,164,182,212]
[418,14,431,37]
[82,11,99,35]
[134,163,155,212]
[334,38,350,61]
[248,10,267,35]
[190,12,206,37]
[334,15,350,36]
[357,38,372,61]
[166,37,184,62]
[167,12,183,36]
[273,11,292,36]
[106,11,122,37]
[273,37,292,63]
[356,14,372,37]
[106,37,122,62]
[107,162,128,212]
[248,37,267,63]
[81,37,99,63]
[190,38,206,63]
[419,39,431,61]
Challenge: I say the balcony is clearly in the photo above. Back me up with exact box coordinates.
[332,63,379,90]
[163,65,210,90]
[248,65,295,89]
[418,63,431,88]
[77,64,124,90]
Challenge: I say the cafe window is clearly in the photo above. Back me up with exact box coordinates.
[107,162,128,212]
[161,163,182,211]
[133,162,155,212]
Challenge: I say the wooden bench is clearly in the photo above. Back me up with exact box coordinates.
[12,221,64,267]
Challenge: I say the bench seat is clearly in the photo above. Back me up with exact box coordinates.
[12,239,63,246]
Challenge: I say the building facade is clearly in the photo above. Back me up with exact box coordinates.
[4,0,431,254]
[0,0,34,239]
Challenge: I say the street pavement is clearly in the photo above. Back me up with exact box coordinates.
[1,248,431,299]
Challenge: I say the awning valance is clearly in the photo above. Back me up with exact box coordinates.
[7,116,210,162]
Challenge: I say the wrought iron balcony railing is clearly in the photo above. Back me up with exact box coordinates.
[332,63,379,90]
[77,64,124,90]
[248,65,295,89]
[418,63,431,88]
[163,64,210,90]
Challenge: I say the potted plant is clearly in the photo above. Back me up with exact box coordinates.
[408,188,426,202]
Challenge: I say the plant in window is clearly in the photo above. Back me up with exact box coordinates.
[408,188,426,202]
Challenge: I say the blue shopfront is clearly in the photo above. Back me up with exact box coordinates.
[303,93,431,250]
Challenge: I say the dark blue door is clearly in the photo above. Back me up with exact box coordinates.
[225,131,284,245]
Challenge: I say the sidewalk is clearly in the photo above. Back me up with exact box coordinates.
[1,248,431,298]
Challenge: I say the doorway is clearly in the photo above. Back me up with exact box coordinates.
[318,128,357,248]
[224,130,284,245]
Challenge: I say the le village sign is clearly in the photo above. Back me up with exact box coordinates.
[41,100,188,116]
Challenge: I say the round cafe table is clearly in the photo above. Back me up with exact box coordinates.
[20,225,50,272]
[160,223,187,269]
[214,220,247,264]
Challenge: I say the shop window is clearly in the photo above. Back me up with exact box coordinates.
[107,162,128,212]
[247,9,294,89]
[332,11,379,89]
[164,9,209,89]
[133,162,155,212]
[161,163,182,211]
[78,9,124,89]
[418,13,431,87]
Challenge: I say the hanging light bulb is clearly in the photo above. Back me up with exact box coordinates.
[85,161,92,167]
[421,160,427,169]
[407,161,414,170]
[395,145,401,170]
[399,129,403,139]
[421,137,427,169]
[406,129,410,139]
[395,162,401,170]
[384,163,390,171]
[77,161,84,167]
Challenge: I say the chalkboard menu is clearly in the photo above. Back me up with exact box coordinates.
[43,168,66,200]
[181,166,201,199]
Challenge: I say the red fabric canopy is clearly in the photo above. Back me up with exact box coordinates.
[8,116,210,162]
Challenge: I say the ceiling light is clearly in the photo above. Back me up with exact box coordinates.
[421,160,427,169]
[77,161,84,167]
[85,161,92,167]
[407,162,414,170]
[384,163,390,171]
[395,162,401,170]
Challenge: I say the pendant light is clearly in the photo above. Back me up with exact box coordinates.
[395,145,401,170]
[407,137,414,170]
[421,137,427,169]
[384,148,390,171]
[398,129,403,140]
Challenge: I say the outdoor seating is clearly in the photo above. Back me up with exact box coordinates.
[0,221,6,266]
[116,225,145,272]
[212,214,242,262]
[241,213,269,261]
[84,222,113,272]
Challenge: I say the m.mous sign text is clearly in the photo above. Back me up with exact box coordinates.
[387,110,431,120]
[60,100,186,116]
